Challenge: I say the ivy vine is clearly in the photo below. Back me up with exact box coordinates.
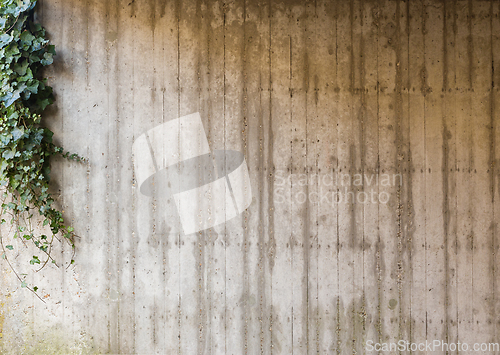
[0,0,81,300]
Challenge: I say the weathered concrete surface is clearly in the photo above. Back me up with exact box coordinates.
[0,0,499,354]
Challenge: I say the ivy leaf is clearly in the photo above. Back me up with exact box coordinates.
[14,60,29,75]
[20,30,35,46]
[46,44,55,55]
[0,33,13,49]
[5,245,13,250]
[40,52,53,66]
[25,80,38,94]
[2,149,16,160]
[10,1,34,17]
[5,43,20,58]
[29,256,40,265]
[12,126,24,141]
[28,52,40,62]
[1,91,20,107]
[37,97,51,111]
[0,133,12,145]
[32,130,43,145]
[1,82,27,107]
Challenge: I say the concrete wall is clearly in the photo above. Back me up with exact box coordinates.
[1,0,499,354]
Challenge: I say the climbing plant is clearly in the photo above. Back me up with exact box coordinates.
[0,0,80,300]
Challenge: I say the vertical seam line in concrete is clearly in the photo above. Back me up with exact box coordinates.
[176,0,181,352]
[203,2,213,352]
[257,2,265,349]
[241,1,249,353]
[441,0,450,349]
[257,1,265,350]
[131,0,138,351]
[489,0,497,342]
[289,25,294,355]
[395,0,403,347]
[452,0,459,346]
[151,2,158,349]
[375,0,381,346]
[313,0,320,352]
[223,2,227,353]
[159,0,167,349]
[348,1,355,353]
[267,0,274,352]
[105,0,114,350]
[83,0,93,347]
[406,0,413,347]
[422,0,428,341]
[114,0,123,350]
[467,0,474,335]
[335,1,340,353]
[359,0,367,350]
[194,1,204,352]
[303,1,310,353]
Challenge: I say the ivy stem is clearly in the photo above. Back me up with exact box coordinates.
[0,229,45,303]
[1,12,20,35]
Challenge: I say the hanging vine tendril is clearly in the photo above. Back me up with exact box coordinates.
[0,0,82,300]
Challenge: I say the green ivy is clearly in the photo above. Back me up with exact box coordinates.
[0,0,80,300]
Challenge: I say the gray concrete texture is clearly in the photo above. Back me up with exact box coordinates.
[1,0,499,354]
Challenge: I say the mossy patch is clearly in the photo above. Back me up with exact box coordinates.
[0,324,100,355]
